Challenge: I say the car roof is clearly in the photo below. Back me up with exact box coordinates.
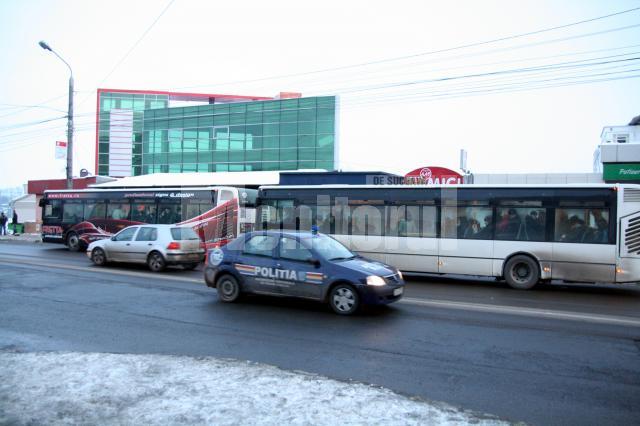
[247,230,320,239]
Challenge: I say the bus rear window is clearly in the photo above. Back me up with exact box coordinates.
[171,227,199,240]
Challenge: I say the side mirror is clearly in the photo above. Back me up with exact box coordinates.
[110,236,116,241]
[308,258,321,267]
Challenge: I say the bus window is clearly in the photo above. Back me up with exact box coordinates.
[441,206,457,239]
[495,207,545,241]
[555,208,609,243]
[351,205,383,236]
[44,200,62,219]
[158,203,181,224]
[258,203,277,230]
[421,206,437,238]
[107,202,131,220]
[62,201,83,223]
[279,200,296,230]
[297,204,313,231]
[131,202,156,223]
[457,206,492,240]
[84,202,106,221]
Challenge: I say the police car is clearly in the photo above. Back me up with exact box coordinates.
[204,230,405,315]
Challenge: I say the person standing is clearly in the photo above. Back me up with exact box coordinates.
[11,211,18,235]
[0,212,7,236]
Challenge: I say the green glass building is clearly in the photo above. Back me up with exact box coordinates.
[95,89,338,177]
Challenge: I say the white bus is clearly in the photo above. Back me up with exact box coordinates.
[256,184,640,289]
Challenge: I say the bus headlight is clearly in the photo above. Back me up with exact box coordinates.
[366,275,386,286]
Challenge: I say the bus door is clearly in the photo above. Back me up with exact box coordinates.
[438,204,494,276]
[384,204,439,274]
[551,206,615,282]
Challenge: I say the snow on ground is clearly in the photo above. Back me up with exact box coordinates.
[0,351,512,425]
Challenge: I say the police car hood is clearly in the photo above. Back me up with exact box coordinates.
[339,258,395,276]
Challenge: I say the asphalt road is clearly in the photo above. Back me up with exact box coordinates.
[1,241,639,425]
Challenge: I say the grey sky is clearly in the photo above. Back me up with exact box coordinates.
[1,0,639,187]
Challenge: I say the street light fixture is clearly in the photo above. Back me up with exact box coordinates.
[39,40,74,189]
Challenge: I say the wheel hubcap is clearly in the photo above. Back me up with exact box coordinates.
[93,251,104,263]
[221,281,235,296]
[151,256,162,270]
[333,288,355,312]
[68,235,78,248]
[513,263,530,282]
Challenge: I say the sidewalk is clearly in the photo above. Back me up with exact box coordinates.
[0,233,42,244]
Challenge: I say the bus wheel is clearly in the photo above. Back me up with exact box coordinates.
[91,248,107,266]
[66,232,80,252]
[329,283,360,315]
[504,255,539,290]
[216,275,240,302]
[147,251,166,272]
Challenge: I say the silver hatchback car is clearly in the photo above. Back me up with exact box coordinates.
[87,224,205,272]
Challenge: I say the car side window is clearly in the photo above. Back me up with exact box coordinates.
[135,227,158,241]
[278,237,313,262]
[114,227,137,242]
[242,235,278,257]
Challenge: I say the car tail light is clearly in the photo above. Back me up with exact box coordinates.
[167,242,181,250]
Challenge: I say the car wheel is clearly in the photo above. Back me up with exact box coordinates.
[91,248,107,266]
[216,274,240,303]
[66,232,80,252]
[183,262,199,270]
[329,283,360,315]
[504,255,539,290]
[147,251,166,272]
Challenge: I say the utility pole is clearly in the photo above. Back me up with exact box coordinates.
[39,41,74,189]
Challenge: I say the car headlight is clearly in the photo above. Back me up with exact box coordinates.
[397,270,403,280]
[366,275,386,286]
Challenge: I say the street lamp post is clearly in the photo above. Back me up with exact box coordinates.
[39,41,74,189]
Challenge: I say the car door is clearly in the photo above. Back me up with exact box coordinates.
[276,236,324,300]
[128,226,158,263]
[104,227,139,262]
[237,234,279,294]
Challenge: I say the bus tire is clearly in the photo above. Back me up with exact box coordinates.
[91,247,107,266]
[147,251,166,272]
[216,274,241,303]
[329,283,360,315]
[66,232,80,252]
[504,255,539,290]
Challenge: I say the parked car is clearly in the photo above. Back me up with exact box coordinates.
[87,224,205,272]
[204,230,405,315]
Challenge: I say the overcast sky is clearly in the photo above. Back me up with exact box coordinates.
[1,0,639,188]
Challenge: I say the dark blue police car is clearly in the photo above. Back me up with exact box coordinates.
[204,230,405,315]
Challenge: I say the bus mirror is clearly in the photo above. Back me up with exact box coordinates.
[38,198,45,207]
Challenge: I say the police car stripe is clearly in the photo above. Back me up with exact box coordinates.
[235,264,257,275]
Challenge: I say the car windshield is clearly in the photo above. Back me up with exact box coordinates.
[170,227,200,240]
[304,234,355,261]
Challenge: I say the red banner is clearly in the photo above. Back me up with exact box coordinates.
[405,166,463,185]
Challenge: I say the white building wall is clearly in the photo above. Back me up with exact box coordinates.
[471,173,603,184]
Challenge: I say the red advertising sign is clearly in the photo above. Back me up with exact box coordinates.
[405,166,464,185]
[55,141,67,159]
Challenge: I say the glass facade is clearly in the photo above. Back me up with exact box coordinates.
[141,96,336,174]
[97,91,169,176]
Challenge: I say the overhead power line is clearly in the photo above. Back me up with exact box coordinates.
[175,6,640,91]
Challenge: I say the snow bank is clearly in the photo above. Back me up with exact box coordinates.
[0,352,509,425]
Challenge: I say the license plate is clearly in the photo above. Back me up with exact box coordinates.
[393,287,403,296]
